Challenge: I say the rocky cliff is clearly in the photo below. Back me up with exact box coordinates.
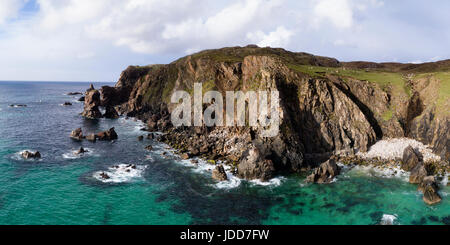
[94,45,449,180]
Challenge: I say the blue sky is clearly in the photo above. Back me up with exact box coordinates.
[0,0,449,82]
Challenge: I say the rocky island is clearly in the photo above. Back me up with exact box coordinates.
[79,45,449,205]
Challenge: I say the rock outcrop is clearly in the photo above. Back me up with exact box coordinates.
[212,165,228,181]
[402,146,421,171]
[96,128,118,141]
[81,89,102,119]
[21,151,41,159]
[103,106,119,119]
[418,176,442,205]
[409,163,428,184]
[306,159,341,184]
[70,128,84,140]
[97,46,448,181]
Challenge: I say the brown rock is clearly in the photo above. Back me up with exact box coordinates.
[409,163,428,184]
[103,106,119,119]
[418,176,442,205]
[402,146,420,171]
[180,153,190,160]
[86,134,97,142]
[21,151,41,159]
[306,159,341,184]
[212,165,228,181]
[138,135,144,141]
[81,89,102,119]
[145,145,153,151]
[237,147,276,181]
[96,127,118,141]
[70,128,84,140]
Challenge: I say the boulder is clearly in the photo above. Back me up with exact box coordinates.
[237,147,275,181]
[180,153,190,160]
[138,136,144,141]
[100,172,110,180]
[401,146,421,171]
[145,145,153,151]
[81,89,102,119]
[75,147,88,155]
[418,176,442,205]
[21,151,41,159]
[409,163,428,184]
[306,159,341,184]
[63,102,72,106]
[147,133,155,140]
[147,119,157,131]
[212,165,228,181]
[103,106,119,119]
[96,127,118,141]
[70,128,84,140]
[86,134,97,142]
[78,96,85,102]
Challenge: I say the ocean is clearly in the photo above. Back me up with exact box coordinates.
[0,81,448,225]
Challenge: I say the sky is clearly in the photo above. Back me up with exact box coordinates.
[0,0,449,82]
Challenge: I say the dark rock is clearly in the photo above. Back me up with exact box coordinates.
[9,104,27,107]
[409,163,428,184]
[21,151,41,159]
[103,106,119,119]
[100,172,110,179]
[138,135,144,141]
[67,92,82,95]
[78,96,85,102]
[96,127,118,141]
[81,89,102,119]
[212,165,228,181]
[147,133,155,139]
[145,145,153,151]
[402,146,421,171]
[237,147,275,181]
[306,159,341,184]
[75,147,88,155]
[63,102,72,106]
[418,176,442,205]
[70,128,84,140]
[191,160,199,164]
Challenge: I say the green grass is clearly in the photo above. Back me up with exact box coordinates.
[287,65,410,97]
[382,110,393,121]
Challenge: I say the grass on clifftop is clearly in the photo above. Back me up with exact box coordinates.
[288,65,411,97]
[414,72,450,116]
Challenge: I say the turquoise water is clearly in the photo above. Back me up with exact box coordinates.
[0,81,448,225]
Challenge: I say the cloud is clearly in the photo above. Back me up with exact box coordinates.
[0,0,449,81]
[247,26,294,48]
[0,0,28,24]
[313,0,354,29]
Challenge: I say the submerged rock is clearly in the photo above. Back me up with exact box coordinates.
[137,135,144,141]
[306,159,341,184]
[212,165,228,181]
[70,128,84,140]
[21,151,41,159]
[145,145,153,151]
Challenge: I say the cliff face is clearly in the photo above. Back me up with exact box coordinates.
[98,46,449,180]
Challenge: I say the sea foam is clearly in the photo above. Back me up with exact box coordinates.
[93,164,147,183]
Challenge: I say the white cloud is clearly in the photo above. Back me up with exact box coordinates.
[0,0,448,81]
[313,0,354,29]
[247,26,294,48]
[0,0,27,24]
